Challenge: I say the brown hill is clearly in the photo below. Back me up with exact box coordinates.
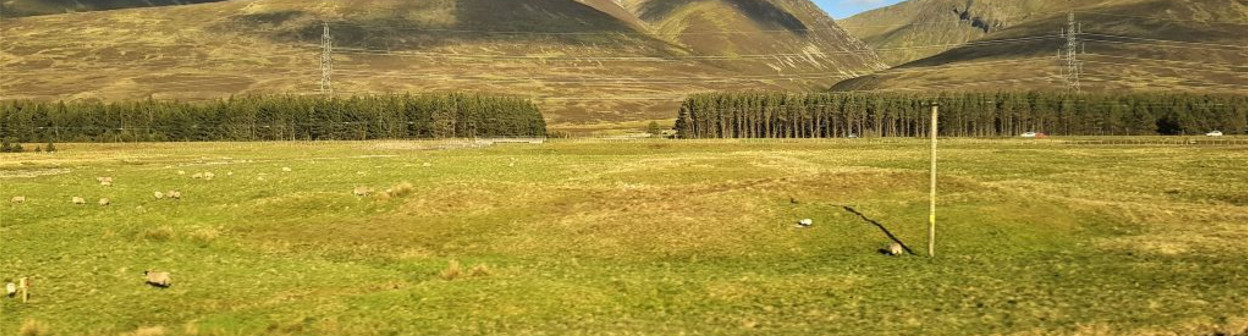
[835,0,1248,93]
[0,0,884,130]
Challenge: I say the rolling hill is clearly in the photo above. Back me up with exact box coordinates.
[0,0,885,129]
[0,0,227,17]
[834,0,1248,93]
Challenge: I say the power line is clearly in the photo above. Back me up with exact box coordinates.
[297,34,1060,61]
[1080,59,1248,76]
[1082,32,1248,50]
[1074,11,1248,25]
[1083,53,1248,70]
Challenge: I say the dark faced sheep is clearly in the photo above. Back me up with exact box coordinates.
[10,196,25,204]
[72,197,87,205]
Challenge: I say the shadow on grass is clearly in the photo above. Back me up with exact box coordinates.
[841,206,917,255]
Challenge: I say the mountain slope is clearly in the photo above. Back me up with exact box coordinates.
[0,0,226,17]
[834,0,1248,93]
[0,0,883,128]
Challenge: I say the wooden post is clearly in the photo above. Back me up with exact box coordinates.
[19,277,29,303]
[929,103,939,258]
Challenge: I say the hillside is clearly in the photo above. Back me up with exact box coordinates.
[0,0,885,129]
[0,0,226,17]
[834,0,1248,93]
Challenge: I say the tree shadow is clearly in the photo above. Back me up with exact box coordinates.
[841,205,916,255]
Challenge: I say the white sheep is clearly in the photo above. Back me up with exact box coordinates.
[281,167,292,172]
[144,271,172,288]
[72,197,87,205]
[191,172,204,179]
[10,196,25,204]
[153,191,165,200]
[887,243,905,256]
[167,191,182,200]
[99,198,111,206]
[353,187,373,197]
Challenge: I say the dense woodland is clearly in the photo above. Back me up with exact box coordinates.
[0,94,546,142]
[675,92,1248,138]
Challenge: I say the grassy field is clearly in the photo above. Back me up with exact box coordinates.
[1,139,1247,335]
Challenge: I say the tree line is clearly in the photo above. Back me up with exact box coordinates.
[675,92,1248,138]
[0,94,547,143]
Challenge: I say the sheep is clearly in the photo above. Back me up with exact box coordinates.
[98,177,114,186]
[882,242,905,256]
[191,172,204,179]
[353,187,373,197]
[10,196,25,204]
[144,271,172,288]
[5,280,15,298]
[72,197,87,205]
[153,191,164,200]
[795,219,814,228]
[167,191,182,200]
[99,198,111,206]
[203,172,216,181]
[281,167,292,172]
[177,170,186,175]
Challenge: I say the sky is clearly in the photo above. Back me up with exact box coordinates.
[814,0,907,19]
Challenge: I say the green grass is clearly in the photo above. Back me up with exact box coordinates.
[1,139,1247,335]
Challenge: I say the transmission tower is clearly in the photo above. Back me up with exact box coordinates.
[321,22,334,95]
[1058,12,1083,92]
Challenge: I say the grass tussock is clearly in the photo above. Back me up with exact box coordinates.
[188,228,220,247]
[19,319,50,336]
[440,260,462,280]
[469,263,492,277]
[389,182,415,198]
[140,226,176,242]
[124,326,166,336]
[442,260,492,280]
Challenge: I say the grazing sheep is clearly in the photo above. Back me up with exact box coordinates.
[99,198,111,206]
[227,171,234,176]
[167,191,182,200]
[191,172,204,179]
[153,191,164,200]
[5,281,14,298]
[203,172,216,181]
[10,196,25,204]
[177,170,186,175]
[144,271,172,288]
[353,187,373,197]
[72,197,87,205]
[887,243,905,256]
[796,219,814,228]
[281,167,292,172]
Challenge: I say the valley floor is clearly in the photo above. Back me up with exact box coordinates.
[1,139,1247,335]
